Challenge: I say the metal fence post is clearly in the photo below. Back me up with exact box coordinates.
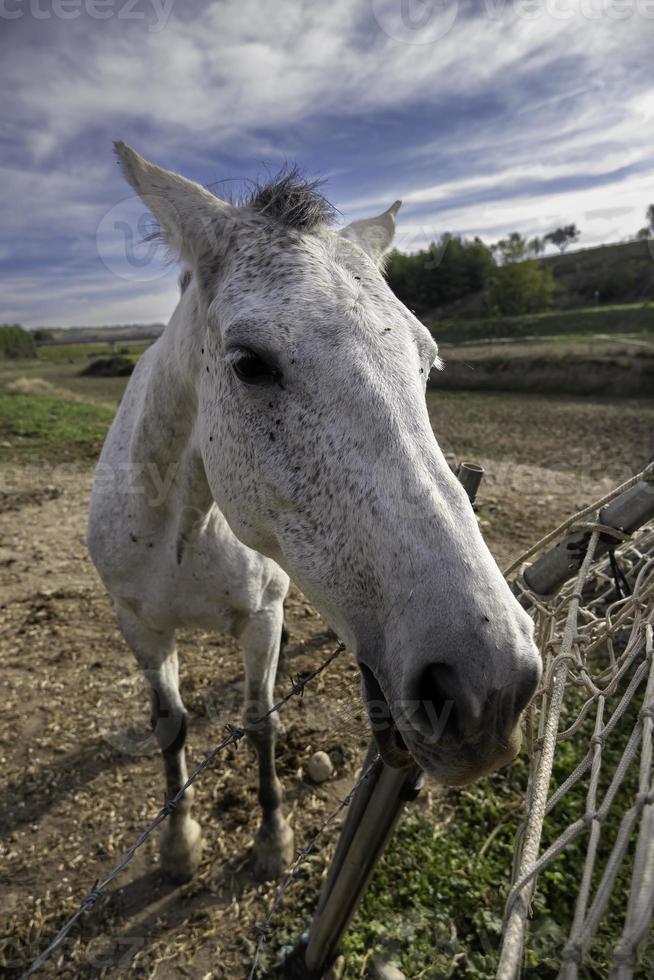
[282,753,422,979]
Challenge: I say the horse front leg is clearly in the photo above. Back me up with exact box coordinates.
[118,608,202,883]
[239,605,294,880]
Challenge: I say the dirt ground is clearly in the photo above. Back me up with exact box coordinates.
[0,442,625,980]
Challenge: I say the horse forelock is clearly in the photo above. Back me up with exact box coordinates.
[243,166,338,233]
[179,171,340,301]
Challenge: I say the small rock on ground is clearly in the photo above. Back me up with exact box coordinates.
[369,954,407,979]
[307,750,334,782]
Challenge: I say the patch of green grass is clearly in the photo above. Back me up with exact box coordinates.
[259,675,652,979]
[37,341,150,364]
[341,709,650,978]
[0,393,115,463]
[340,802,517,978]
[0,348,142,408]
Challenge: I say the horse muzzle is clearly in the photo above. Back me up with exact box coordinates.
[359,654,541,784]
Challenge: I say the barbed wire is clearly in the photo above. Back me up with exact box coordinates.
[19,642,345,979]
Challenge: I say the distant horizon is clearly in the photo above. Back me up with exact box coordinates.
[11,233,652,331]
[23,321,167,332]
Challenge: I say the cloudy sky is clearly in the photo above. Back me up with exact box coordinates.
[1,0,653,327]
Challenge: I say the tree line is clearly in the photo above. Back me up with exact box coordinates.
[386,204,654,318]
[385,232,558,317]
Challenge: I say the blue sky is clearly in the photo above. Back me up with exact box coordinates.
[1,0,653,327]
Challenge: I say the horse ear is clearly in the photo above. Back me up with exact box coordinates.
[339,200,401,265]
[113,141,233,269]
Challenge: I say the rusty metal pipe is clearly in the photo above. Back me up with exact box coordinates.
[522,478,654,597]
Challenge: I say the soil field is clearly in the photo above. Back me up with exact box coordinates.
[1,390,653,978]
[435,338,654,397]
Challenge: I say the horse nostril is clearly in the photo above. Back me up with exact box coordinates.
[496,661,541,737]
[410,664,469,741]
[513,659,542,716]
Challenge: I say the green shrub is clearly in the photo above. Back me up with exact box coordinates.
[80,355,134,377]
[386,236,495,315]
[0,324,37,359]
[486,260,556,316]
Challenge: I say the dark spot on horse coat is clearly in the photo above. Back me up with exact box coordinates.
[129,532,138,543]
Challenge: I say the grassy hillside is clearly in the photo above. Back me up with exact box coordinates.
[544,238,654,307]
[429,301,654,344]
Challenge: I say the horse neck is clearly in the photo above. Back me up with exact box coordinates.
[129,284,205,486]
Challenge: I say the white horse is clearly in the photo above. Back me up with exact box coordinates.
[88,143,541,883]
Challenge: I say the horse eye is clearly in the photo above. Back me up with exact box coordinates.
[229,348,279,385]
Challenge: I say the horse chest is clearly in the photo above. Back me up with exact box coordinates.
[113,501,282,635]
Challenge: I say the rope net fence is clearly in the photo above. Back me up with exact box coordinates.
[497,467,654,979]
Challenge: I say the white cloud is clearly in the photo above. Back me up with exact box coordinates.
[0,268,180,327]
[2,0,654,324]
[5,0,651,160]
[396,170,654,249]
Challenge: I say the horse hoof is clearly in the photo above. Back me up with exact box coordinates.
[160,818,203,883]
[253,819,294,881]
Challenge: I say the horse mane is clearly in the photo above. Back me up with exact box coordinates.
[170,168,339,293]
[243,166,338,232]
